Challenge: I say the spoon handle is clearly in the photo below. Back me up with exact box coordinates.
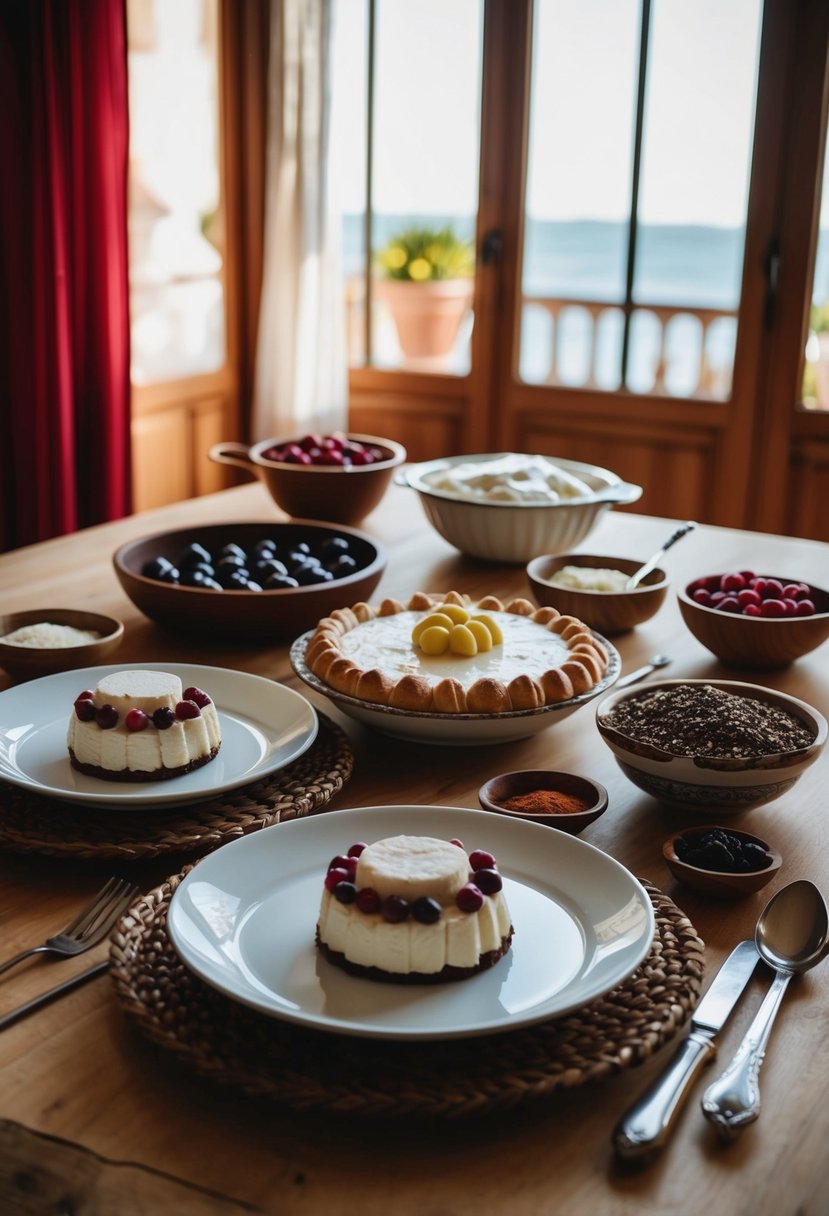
[625,521,696,589]
[701,969,792,1140]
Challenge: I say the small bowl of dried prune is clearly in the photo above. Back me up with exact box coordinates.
[662,824,782,900]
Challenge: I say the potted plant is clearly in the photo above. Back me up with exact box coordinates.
[375,225,475,359]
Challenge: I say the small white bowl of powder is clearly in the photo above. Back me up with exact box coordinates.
[0,609,124,681]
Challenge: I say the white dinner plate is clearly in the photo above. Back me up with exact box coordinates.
[290,631,621,745]
[167,805,655,1040]
[0,663,318,807]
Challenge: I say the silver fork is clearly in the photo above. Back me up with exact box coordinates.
[0,877,137,977]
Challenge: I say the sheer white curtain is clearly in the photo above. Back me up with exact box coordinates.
[252,0,347,441]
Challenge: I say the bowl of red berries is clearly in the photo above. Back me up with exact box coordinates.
[208,432,407,525]
[678,570,829,668]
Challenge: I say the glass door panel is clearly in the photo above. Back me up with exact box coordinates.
[332,0,483,375]
[519,0,762,401]
[804,128,829,410]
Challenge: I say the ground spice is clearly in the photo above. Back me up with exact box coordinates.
[502,789,592,815]
[600,683,814,758]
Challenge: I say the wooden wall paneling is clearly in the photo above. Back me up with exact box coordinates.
[789,438,829,542]
[193,397,231,496]
[131,410,191,512]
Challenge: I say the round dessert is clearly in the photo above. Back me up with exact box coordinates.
[67,670,221,782]
[304,590,610,713]
[316,835,514,983]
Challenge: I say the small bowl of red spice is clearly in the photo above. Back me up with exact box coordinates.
[477,769,608,834]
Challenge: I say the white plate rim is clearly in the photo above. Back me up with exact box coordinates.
[0,662,318,807]
[167,805,656,1040]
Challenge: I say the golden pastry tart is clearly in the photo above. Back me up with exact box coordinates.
[304,590,610,714]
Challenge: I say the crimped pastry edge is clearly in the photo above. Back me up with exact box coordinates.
[305,591,610,714]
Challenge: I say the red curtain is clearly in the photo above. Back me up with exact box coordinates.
[0,0,131,552]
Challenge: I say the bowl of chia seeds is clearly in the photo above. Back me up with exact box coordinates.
[596,679,827,812]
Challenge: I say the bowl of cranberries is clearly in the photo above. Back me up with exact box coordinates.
[208,432,407,525]
[678,570,829,668]
[113,521,386,641]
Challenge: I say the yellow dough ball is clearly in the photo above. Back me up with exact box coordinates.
[419,625,451,655]
[434,603,470,625]
[412,613,455,644]
[471,613,503,644]
[449,624,478,656]
[467,620,493,652]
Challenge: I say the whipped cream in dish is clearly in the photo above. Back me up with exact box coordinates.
[422,454,594,504]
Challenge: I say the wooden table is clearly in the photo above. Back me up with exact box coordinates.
[1,482,828,1215]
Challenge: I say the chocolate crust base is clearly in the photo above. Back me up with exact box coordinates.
[68,744,220,783]
[315,926,514,985]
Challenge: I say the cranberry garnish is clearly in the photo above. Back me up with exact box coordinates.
[473,868,502,895]
[381,895,410,923]
[356,887,381,914]
[456,883,484,913]
[347,841,367,858]
[449,838,464,850]
[412,897,442,924]
[327,854,352,873]
[324,867,350,892]
[175,699,201,720]
[468,849,496,871]
[182,686,211,708]
[95,704,118,730]
[153,707,175,730]
[76,689,94,701]
[125,708,149,732]
[74,696,96,722]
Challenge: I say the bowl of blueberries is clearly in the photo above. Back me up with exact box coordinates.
[113,521,387,641]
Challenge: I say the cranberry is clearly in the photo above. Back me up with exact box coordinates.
[412,897,442,924]
[473,868,502,895]
[759,598,787,618]
[692,589,713,606]
[356,887,380,913]
[347,841,367,858]
[720,572,745,592]
[175,700,201,720]
[125,708,149,732]
[183,686,211,708]
[76,689,94,701]
[327,854,352,873]
[719,595,742,613]
[469,849,496,871]
[153,707,175,730]
[381,895,410,923]
[795,599,817,616]
[743,603,762,617]
[324,867,350,892]
[737,588,761,608]
[449,838,464,850]
[74,696,96,722]
[95,704,118,730]
[456,883,484,913]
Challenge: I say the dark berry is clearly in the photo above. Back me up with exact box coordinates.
[347,842,367,858]
[356,887,380,913]
[95,704,118,730]
[473,868,502,895]
[381,895,410,923]
[74,696,96,722]
[175,700,201,720]
[328,854,352,873]
[333,881,358,904]
[469,849,496,872]
[324,867,350,892]
[153,706,175,730]
[412,897,442,924]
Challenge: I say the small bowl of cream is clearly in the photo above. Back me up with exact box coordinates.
[526,553,669,635]
[0,609,124,682]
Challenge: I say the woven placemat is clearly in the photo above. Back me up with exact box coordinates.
[0,713,353,861]
[110,871,705,1118]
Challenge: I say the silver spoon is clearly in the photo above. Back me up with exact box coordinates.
[625,521,696,590]
[616,653,672,688]
[701,879,829,1141]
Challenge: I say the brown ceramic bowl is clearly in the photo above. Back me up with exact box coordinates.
[678,574,829,668]
[113,521,386,642]
[208,433,407,525]
[526,553,668,635]
[0,609,124,682]
[477,769,608,834]
[662,825,782,900]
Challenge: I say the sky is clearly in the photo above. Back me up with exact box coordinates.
[330,0,764,228]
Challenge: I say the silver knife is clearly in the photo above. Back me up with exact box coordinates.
[612,939,759,1161]
[0,960,109,1032]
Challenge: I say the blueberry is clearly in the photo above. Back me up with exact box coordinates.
[300,567,334,585]
[326,554,358,578]
[253,558,288,579]
[178,542,212,569]
[252,539,278,556]
[220,543,247,561]
[142,556,174,580]
[320,536,350,559]
[217,568,251,590]
[180,568,214,588]
[412,897,441,925]
[200,577,223,591]
[216,554,247,571]
[264,574,300,590]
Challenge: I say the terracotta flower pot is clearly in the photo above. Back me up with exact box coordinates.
[376,278,473,359]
